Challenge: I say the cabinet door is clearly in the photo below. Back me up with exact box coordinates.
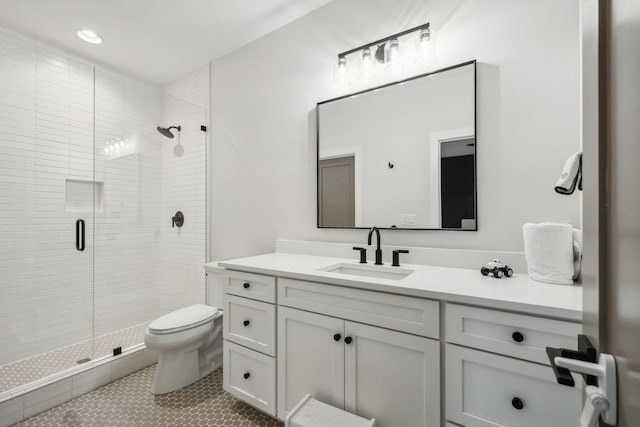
[277,306,345,420]
[344,321,440,427]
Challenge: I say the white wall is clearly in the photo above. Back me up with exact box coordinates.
[210,0,581,260]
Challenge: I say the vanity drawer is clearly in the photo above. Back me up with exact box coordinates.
[445,303,581,365]
[226,271,276,303]
[224,294,276,356]
[223,340,276,417]
[446,344,581,427]
[278,277,439,338]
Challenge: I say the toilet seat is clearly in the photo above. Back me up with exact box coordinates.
[148,304,219,335]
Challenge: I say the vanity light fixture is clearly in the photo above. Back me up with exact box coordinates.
[77,29,103,44]
[336,22,430,69]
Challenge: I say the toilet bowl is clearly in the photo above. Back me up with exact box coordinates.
[144,304,223,394]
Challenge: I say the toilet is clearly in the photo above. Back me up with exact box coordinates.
[144,263,225,395]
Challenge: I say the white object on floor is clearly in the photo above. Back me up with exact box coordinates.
[523,222,575,285]
[144,304,223,394]
[285,394,375,427]
[555,151,582,195]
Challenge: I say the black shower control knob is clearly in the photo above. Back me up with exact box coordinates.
[512,331,525,343]
[243,372,250,380]
[334,334,341,341]
[243,320,250,327]
[344,336,353,344]
[511,397,524,410]
[243,282,250,289]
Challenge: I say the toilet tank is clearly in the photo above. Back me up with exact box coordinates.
[204,261,225,309]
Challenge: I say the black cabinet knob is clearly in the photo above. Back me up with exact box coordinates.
[243,320,250,327]
[511,397,524,410]
[512,331,525,343]
[344,336,353,344]
[334,333,341,341]
[243,372,250,380]
[243,282,250,289]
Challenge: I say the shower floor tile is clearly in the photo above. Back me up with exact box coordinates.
[0,323,148,394]
[17,365,282,426]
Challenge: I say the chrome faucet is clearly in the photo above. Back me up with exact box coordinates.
[367,227,383,265]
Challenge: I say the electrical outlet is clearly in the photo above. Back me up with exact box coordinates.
[401,214,416,226]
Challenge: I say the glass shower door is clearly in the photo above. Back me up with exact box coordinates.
[0,35,95,393]
[92,80,208,359]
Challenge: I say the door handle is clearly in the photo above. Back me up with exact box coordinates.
[76,219,85,252]
[555,354,617,427]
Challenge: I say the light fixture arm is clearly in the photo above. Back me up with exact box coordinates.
[337,22,429,60]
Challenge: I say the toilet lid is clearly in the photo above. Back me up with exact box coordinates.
[148,304,219,334]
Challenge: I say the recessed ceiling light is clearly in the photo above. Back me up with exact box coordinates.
[77,29,103,44]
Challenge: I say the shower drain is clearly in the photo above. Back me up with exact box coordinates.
[76,358,92,364]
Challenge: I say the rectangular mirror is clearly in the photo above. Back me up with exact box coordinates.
[317,61,476,230]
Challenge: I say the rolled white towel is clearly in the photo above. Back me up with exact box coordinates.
[573,228,583,281]
[523,222,575,285]
[555,152,582,195]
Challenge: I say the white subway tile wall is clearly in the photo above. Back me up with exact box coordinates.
[0,27,206,388]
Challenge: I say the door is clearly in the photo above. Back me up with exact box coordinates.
[277,306,345,419]
[344,321,440,427]
[0,39,95,390]
[581,0,640,425]
[440,139,475,229]
[318,156,355,227]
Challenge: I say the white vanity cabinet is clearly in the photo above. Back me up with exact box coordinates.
[445,303,583,427]
[216,255,584,427]
[277,280,441,427]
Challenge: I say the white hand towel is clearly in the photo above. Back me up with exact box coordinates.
[573,228,583,280]
[555,152,582,195]
[523,222,575,285]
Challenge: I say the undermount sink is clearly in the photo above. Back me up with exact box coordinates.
[319,263,414,281]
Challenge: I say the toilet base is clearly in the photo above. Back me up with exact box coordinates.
[147,315,223,395]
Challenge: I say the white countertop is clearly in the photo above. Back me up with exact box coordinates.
[213,252,582,321]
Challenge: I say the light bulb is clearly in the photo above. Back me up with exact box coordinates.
[362,48,371,63]
[389,39,399,62]
[420,28,431,44]
[338,56,347,70]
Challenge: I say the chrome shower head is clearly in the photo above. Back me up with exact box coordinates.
[157,125,181,139]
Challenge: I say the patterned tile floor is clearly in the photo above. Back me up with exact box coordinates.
[0,323,149,393]
[17,366,283,427]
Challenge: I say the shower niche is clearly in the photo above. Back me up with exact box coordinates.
[65,179,105,213]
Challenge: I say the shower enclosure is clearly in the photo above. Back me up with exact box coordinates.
[0,29,207,396]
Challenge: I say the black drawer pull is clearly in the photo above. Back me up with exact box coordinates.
[512,331,525,343]
[511,397,524,410]
[334,333,341,341]
[243,320,250,327]
[344,336,353,344]
[243,282,250,289]
[243,372,250,380]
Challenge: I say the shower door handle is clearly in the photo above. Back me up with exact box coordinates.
[76,219,85,252]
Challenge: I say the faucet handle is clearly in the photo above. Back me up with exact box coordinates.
[353,247,367,264]
[392,249,409,267]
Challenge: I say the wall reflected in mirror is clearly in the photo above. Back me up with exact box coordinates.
[317,61,476,230]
